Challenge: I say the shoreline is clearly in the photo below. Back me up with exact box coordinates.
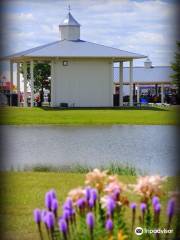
[0,106,177,125]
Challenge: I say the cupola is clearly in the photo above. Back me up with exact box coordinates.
[144,58,152,68]
[59,9,81,41]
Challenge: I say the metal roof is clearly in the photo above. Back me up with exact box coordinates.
[4,39,146,60]
[59,12,80,26]
[114,66,173,83]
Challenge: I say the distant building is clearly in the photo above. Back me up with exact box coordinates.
[113,58,177,105]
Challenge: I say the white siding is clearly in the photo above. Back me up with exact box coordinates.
[53,59,113,107]
[59,26,80,40]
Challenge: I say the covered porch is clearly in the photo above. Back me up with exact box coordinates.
[8,57,137,108]
[114,81,175,105]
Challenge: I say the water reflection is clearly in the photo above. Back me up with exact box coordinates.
[1,125,177,175]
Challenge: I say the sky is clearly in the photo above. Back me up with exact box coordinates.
[0,0,179,80]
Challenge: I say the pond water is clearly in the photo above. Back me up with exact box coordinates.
[1,125,178,175]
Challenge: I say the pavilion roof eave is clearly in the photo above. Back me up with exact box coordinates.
[2,55,147,62]
[112,56,147,62]
[115,81,173,85]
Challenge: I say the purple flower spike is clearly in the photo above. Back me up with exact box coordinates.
[49,189,57,199]
[155,203,161,214]
[71,209,76,218]
[52,199,58,215]
[34,208,41,224]
[86,212,95,231]
[67,198,73,207]
[130,203,137,210]
[167,198,175,218]
[59,218,68,234]
[76,198,86,209]
[105,218,113,232]
[41,209,47,223]
[91,189,98,202]
[107,197,116,215]
[85,187,91,201]
[152,196,159,207]
[63,198,73,211]
[140,203,147,212]
[63,210,70,221]
[45,212,55,229]
[89,198,95,209]
[114,189,120,200]
[45,191,52,210]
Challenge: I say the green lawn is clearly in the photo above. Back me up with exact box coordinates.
[0,172,178,240]
[0,106,178,125]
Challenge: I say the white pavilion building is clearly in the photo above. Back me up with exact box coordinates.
[4,10,146,107]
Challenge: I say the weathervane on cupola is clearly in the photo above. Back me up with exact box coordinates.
[68,4,71,12]
[59,5,81,41]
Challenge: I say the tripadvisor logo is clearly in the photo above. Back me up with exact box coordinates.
[135,227,143,235]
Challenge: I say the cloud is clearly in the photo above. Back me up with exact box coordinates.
[0,0,177,66]
[9,12,35,21]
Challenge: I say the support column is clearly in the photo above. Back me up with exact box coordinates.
[137,83,140,104]
[161,84,164,103]
[111,61,114,107]
[155,84,158,96]
[129,60,133,106]
[50,60,55,107]
[23,62,27,107]
[133,83,136,98]
[17,63,20,106]
[119,61,123,107]
[10,61,13,106]
[30,60,34,107]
